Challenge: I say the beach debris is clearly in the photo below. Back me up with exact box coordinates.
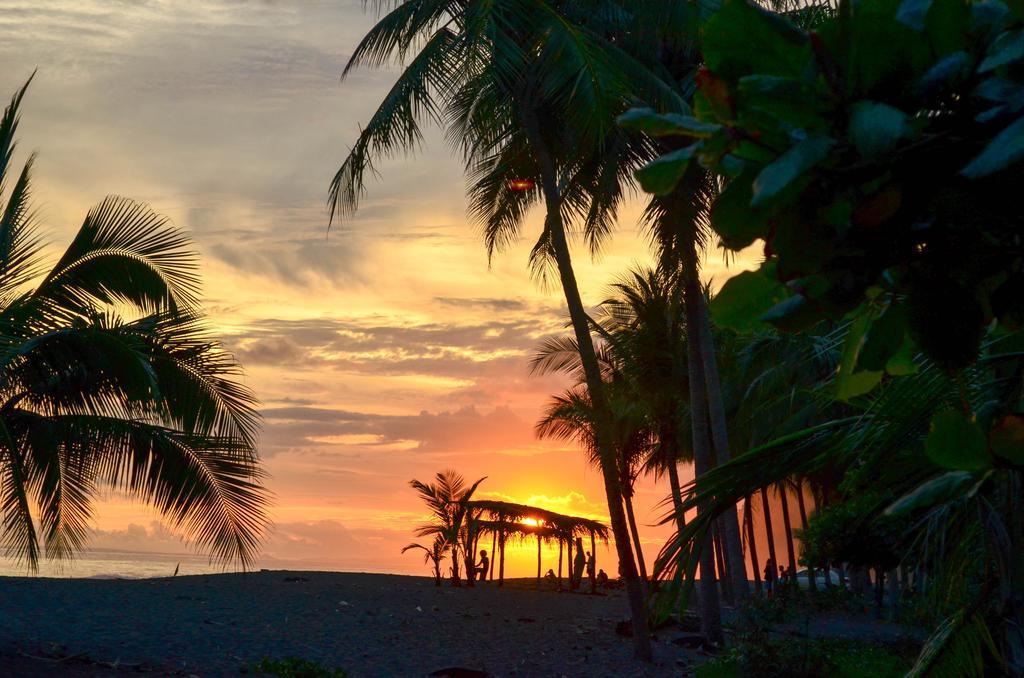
[339,600,350,606]
[416,606,423,611]
[428,667,489,678]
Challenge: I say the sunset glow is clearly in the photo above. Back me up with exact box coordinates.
[0,1,759,578]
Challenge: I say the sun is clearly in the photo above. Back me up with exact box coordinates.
[520,517,539,527]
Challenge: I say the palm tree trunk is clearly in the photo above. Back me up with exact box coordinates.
[590,531,597,594]
[623,491,649,592]
[684,283,725,646]
[693,285,749,602]
[744,496,763,597]
[451,542,461,586]
[795,480,816,593]
[464,522,476,588]
[667,459,687,535]
[760,486,778,574]
[524,108,652,660]
[713,523,733,605]
[667,460,689,597]
[778,484,798,586]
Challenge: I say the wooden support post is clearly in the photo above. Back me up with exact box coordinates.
[590,530,597,594]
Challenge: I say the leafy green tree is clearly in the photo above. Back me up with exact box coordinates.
[0,79,268,569]
[629,0,1024,392]
[630,1,1024,669]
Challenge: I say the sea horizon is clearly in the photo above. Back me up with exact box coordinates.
[0,548,413,581]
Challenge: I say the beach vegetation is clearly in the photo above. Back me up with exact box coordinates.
[402,535,447,587]
[251,656,347,678]
[408,469,485,586]
[0,76,269,570]
[340,0,1023,673]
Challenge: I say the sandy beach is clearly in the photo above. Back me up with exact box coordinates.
[0,571,699,676]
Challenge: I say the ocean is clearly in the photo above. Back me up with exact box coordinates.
[0,549,420,580]
[0,549,227,579]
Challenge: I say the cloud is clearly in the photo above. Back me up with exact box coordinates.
[227,314,564,377]
[434,297,527,311]
[260,404,537,455]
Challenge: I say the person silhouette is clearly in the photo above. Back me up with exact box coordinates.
[477,550,489,582]
[596,569,609,587]
[572,537,585,590]
[586,550,596,591]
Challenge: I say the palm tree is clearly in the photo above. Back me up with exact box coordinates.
[402,536,447,586]
[331,1,682,657]
[535,383,653,588]
[409,470,485,586]
[0,78,269,569]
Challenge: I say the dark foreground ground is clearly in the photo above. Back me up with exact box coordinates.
[0,571,701,677]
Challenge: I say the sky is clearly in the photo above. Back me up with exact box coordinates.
[0,0,758,577]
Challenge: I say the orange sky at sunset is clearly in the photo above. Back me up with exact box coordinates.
[0,1,760,578]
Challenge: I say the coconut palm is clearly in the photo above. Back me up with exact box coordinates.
[409,469,485,586]
[402,536,447,586]
[0,79,268,569]
[535,382,654,587]
[332,0,689,656]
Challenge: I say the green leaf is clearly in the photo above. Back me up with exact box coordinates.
[918,52,973,95]
[702,0,811,80]
[885,471,975,516]
[896,0,933,30]
[970,1,1010,36]
[836,310,884,401]
[858,302,908,371]
[979,29,1024,72]
[885,336,920,375]
[925,410,991,471]
[710,171,769,250]
[760,293,820,332]
[961,115,1024,178]
[751,135,834,207]
[635,144,700,195]
[617,108,721,138]
[710,264,788,333]
[737,75,828,132]
[838,370,884,400]
[849,101,910,159]
[990,414,1024,465]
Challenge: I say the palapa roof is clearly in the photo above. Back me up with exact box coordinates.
[464,499,609,541]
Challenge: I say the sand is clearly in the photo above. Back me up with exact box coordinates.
[0,571,698,676]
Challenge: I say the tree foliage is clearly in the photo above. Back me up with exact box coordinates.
[0,78,268,569]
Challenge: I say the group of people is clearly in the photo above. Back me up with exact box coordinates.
[472,537,614,591]
[762,557,798,597]
[539,537,612,591]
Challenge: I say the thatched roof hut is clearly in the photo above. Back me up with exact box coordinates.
[464,499,609,589]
